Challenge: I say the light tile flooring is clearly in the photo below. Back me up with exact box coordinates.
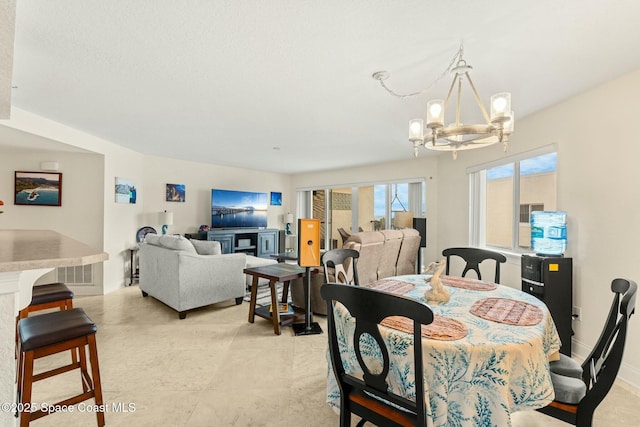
[22,285,640,426]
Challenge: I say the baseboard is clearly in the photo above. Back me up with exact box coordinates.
[572,337,640,391]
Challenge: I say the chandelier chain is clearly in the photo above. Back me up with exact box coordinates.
[376,43,464,99]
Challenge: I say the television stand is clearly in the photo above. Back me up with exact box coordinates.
[207,228,279,258]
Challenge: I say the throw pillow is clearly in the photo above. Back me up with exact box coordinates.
[190,239,222,255]
[143,234,162,246]
[158,235,197,254]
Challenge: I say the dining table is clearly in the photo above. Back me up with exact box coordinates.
[326,273,561,427]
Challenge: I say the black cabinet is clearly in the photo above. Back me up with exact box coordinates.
[207,228,279,258]
[521,255,573,356]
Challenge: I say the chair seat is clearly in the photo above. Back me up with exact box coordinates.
[18,308,96,351]
[549,353,583,379]
[30,282,74,305]
[550,372,587,404]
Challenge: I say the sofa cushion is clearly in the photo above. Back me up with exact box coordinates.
[190,239,222,255]
[379,230,403,278]
[143,233,162,246]
[148,234,198,254]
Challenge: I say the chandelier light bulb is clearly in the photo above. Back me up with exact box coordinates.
[409,119,424,141]
[490,92,511,123]
[426,99,445,128]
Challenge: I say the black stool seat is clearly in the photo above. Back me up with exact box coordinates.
[18,308,96,351]
[30,282,74,305]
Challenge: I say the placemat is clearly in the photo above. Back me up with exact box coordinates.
[469,297,543,326]
[381,315,468,341]
[440,275,497,291]
[368,279,416,295]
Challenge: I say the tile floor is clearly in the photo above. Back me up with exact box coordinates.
[21,285,640,426]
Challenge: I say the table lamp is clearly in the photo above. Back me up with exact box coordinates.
[160,210,173,234]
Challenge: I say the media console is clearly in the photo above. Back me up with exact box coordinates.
[207,228,279,258]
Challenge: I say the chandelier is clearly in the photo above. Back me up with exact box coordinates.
[373,44,514,159]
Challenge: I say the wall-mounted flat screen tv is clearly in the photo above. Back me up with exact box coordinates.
[211,189,268,228]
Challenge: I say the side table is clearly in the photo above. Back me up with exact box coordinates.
[244,263,307,335]
[129,246,139,286]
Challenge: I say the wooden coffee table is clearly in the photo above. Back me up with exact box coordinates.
[244,263,307,335]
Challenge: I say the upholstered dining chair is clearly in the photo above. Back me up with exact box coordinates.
[321,248,359,285]
[321,283,434,427]
[538,278,637,427]
[442,247,507,283]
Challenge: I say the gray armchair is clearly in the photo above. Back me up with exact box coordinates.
[139,235,246,318]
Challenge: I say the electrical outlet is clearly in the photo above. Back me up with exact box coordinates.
[572,306,581,321]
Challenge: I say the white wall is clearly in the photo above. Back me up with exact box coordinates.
[0,147,105,292]
[0,108,292,295]
[434,68,640,387]
[142,154,292,235]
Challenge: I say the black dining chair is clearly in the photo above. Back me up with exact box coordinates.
[321,248,359,286]
[321,283,434,427]
[442,247,507,283]
[537,278,637,427]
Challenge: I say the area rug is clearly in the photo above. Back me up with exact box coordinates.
[469,297,543,326]
[381,315,468,341]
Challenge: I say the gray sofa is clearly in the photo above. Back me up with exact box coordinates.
[290,228,421,315]
[139,234,247,319]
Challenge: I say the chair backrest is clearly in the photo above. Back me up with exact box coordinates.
[576,278,637,424]
[321,283,433,426]
[442,247,507,283]
[540,278,637,426]
[337,227,351,245]
[344,231,385,284]
[397,228,421,275]
[321,248,359,285]
[378,230,403,278]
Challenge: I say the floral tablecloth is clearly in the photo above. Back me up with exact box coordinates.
[326,274,561,427]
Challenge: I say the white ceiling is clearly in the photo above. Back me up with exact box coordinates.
[6,1,640,174]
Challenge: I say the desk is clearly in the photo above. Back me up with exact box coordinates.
[244,263,307,335]
[327,274,561,426]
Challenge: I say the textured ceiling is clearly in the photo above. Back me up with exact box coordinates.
[7,1,640,173]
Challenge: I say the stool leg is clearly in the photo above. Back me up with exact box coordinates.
[67,299,78,365]
[78,344,91,392]
[19,351,35,427]
[88,334,105,427]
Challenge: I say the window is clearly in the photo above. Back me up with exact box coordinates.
[297,179,425,250]
[519,203,544,224]
[469,145,557,252]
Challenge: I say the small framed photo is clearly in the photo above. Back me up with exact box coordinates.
[15,171,62,206]
[166,184,186,202]
[115,177,137,204]
[270,192,282,206]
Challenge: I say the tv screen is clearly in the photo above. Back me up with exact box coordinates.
[211,189,268,228]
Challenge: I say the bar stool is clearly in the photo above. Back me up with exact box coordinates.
[16,308,105,427]
[16,282,75,362]
[19,282,74,318]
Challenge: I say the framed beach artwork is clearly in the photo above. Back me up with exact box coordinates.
[270,191,282,206]
[14,171,62,206]
[166,184,185,202]
[115,177,137,204]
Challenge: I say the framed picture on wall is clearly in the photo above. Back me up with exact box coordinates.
[270,192,282,206]
[166,184,186,202]
[115,177,137,204]
[14,171,63,206]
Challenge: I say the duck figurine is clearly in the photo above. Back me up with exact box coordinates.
[424,259,450,304]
